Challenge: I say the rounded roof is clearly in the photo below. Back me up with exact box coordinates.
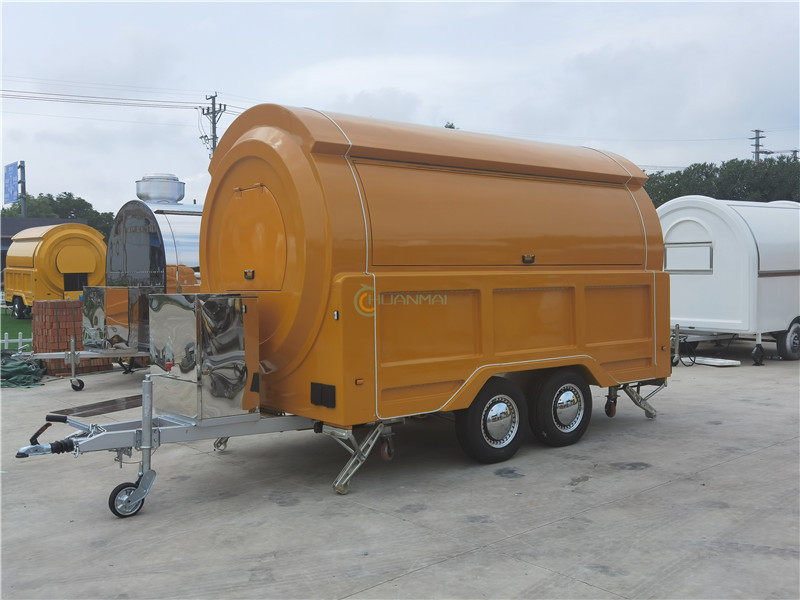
[211,104,647,189]
[10,222,103,243]
[658,195,800,273]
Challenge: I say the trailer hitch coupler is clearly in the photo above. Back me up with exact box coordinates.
[49,439,75,454]
[15,434,74,458]
[29,422,53,445]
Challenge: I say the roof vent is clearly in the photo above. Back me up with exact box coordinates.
[135,173,185,204]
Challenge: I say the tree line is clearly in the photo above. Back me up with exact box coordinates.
[1,192,114,240]
[643,155,799,207]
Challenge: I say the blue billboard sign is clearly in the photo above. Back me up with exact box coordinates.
[4,162,19,205]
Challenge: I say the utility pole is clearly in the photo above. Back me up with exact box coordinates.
[19,161,26,217]
[201,93,226,158]
[750,129,765,162]
[750,129,777,162]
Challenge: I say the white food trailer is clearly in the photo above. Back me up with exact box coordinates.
[657,195,800,363]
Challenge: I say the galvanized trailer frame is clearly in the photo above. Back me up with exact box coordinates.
[13,335,149,391]
[16,373,401,517]
[15,290,665,518]
[15,367,661,517]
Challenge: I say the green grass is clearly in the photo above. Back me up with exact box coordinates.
[0,307,32,349]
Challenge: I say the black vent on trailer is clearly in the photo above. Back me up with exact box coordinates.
[310,382,336,408]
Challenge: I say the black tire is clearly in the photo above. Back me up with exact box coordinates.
[775,321,800,361]
[12,297,26,320]
[108,482,145,518]
[530,369,592,447]
[71,379,85,392]
[455,377,528,464]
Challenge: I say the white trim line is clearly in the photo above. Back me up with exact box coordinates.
[311,109,380,416]
[376,353,645,421]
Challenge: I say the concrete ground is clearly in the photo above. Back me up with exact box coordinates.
[1,340,798,599]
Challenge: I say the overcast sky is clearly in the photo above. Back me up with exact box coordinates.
[2,1,798,215]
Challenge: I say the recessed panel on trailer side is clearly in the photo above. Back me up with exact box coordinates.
[354,158,663,418]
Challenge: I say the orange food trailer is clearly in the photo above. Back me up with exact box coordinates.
[197,104,670,455]
[4,223,106,318]
[18,105,671,516]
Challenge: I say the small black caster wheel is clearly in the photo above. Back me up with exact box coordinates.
[380,437,395,461]
[604,400,617,418]
[71,379,85,391]
[109,482,145,518]
[751,344,765,366]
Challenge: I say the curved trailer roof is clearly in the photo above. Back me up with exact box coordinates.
[106,200,203,292]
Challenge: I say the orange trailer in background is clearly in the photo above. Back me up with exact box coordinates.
[4,223,106,318]
[198,104,670,465]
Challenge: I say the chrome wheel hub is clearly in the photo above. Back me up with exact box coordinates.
[482,395,518,448]
[553,385,584,432]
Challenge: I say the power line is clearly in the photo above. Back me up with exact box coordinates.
[1,89,199,110]
[750,128,799,161]
[469,128,752,144]
[2,74,264,105]
[2,87,247,117]
[3,87,248,156]
[2,74,257,109]
[5,82,796,160]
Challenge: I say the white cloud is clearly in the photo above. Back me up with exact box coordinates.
[1,1,797,212]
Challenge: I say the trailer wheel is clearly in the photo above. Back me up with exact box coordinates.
[775,321,800,361]
[109,482,145,518]
[530,369,592,447]
[380,437,395,461]
[454,377,527,464]
[12,297,26,319]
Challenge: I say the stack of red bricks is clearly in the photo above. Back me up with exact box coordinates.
[32,300,113,376]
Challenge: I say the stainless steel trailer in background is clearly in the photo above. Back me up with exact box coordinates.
[14,174,204,390]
